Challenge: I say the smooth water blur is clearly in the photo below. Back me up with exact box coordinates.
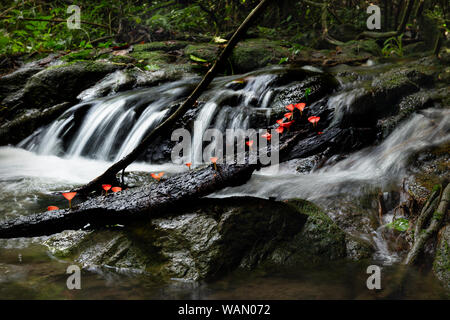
[213,108,450,264]
[0,146,184,219]
[0,242,447,299]
[20,68,282,164]
[214,108,450,202]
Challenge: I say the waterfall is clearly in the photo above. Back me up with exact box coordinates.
[19,70,280,163]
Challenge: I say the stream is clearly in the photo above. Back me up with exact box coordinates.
[0,64,448,299]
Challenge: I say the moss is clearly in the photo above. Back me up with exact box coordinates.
[282,199,348,264]
[62,49,95,62]
[230,38,290,73]
[110,54,135,64]
[184,43,219,61]
[434,211,444,221]
[433,225,450,290]
[134,40,189,52]
[129,50,171,65]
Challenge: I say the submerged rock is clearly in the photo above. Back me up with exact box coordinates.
[43,197,372,282]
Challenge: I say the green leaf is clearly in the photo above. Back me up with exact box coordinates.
[189,54,208,63]
[278,57,288,64]
[387,218,410,232]
[145,64,160,71]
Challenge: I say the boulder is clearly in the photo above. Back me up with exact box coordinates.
[43,197,371,281]
[230,38,290,73]
[334,63,436,128]
[0,102,72,146]
[0,66,44,102]
[2,61,119,119]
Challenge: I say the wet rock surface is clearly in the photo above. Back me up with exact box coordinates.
[2,61,120,120]
[42,197,372,281]
[433,224,450,290]
[0,102,72,146]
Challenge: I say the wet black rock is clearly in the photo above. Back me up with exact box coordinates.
[43,197,371,281]
[2,61,120,120]
[0,102,72,146]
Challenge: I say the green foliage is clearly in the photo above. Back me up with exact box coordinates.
[387,218,410,232]
[289,43,306,56]
[278,57,289,64]
[382,34,404,57]
[425,5,449,33]
[145,4,209,33]
[0,1,116,56]
[189,54,208,63]
[304,88,311,101]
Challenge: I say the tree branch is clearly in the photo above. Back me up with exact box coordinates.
[404,183,450,265]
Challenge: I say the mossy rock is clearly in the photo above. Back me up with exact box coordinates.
[376,89,434,139]
[336,62,436,128]
[407,142,450,201]
[403,42,432,57]
[133,40,189,52]
[433,225,450,291]
[342,39,382,57]
[2,61,119,119]
[129,50,172,65]
[43,197,370,282]
[0,66,44,102]
[184,43,220,62]
[0,102,72,146]
[230,38,290,73]
[271,199,347,265]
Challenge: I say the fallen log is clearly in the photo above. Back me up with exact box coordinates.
[0,128,352,238]
[0,162,258,239]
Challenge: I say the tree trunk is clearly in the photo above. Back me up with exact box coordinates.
[404,183,450,265]
[397,0,416,33]
[74,0,274,195]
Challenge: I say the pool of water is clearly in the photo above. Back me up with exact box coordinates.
[0,242,447,299]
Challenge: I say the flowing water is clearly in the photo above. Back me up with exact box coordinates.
[0,65,448,299]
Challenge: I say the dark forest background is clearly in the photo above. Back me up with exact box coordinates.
[0,0,447,57]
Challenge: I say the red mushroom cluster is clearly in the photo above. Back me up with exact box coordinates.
[267,102,321,137]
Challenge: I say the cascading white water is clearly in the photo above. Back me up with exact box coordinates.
[214,108,449,200]
[212,107,449,263]
[20,70,279,163]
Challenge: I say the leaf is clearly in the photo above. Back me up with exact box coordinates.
[387,218,410,232]
[213,36,227,44]
[189,54,208,63]
[278,57,288,64]
[145,64,160,71]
